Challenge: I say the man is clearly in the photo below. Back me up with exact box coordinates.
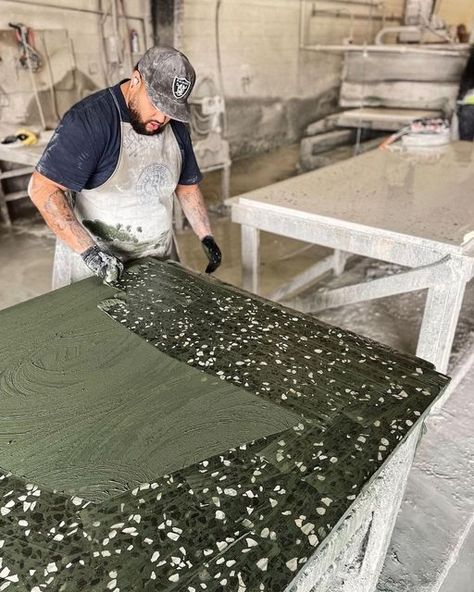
[29,46,222,288]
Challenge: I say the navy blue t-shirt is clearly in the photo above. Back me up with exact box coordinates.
[36,82,202,192]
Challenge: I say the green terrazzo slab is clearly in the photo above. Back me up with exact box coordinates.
[0,259,449,591]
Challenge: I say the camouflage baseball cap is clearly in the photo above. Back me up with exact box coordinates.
[137,46,196,123]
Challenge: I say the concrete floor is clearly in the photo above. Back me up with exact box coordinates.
[0,143,473,592]
[440,522,474,592]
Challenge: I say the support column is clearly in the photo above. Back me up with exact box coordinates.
[333,249,348,277]
[221,163,231,205]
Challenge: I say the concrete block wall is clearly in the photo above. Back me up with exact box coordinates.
[436,0,474,28]
[2,0,473,156]
[177,0,405,157]
[0,0,411,156]
[0,0,152,128]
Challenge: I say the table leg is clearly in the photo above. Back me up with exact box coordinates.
[173,195,185,233]
[333,249,348,276]
[241,225,260,294]
[221,164,231,205]
[416,279,467,373]
[0,173,12,227]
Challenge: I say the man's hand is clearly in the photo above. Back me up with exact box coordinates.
[201,235,222,274]
[81,245,124,284]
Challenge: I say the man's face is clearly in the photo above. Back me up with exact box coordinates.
[128,73,171,136]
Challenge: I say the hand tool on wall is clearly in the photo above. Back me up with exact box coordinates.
[8,22,46,130]
[8,22,42,72]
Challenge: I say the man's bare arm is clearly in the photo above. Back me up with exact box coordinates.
[175,183,222,273]
[29,171,123,283]
[175,183,212,239]
[28,171,94,254]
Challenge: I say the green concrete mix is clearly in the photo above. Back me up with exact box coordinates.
[0,260,450,591]
[0,276,298,502]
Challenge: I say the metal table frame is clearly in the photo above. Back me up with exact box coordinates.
[230,188,474,375]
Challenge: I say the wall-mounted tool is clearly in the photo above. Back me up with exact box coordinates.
[8,22,42,73]
[7,22,46,129]
[129,29,140,54]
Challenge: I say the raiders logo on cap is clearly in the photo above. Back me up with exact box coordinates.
[173,76,191,99]
[138,47,196,122]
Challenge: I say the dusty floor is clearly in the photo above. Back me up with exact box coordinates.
[0,143,473,591]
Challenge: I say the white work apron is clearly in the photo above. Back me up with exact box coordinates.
[52,89,182,289]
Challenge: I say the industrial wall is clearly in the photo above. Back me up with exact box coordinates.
[176,0,406,157]
[0,0,152,128]
[436,0,474,28]
[1,0,406,158]
[1,0,473,159]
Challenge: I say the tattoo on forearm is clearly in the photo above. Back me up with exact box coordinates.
[177,186,212,239]
[41,189,94,253]
[44,190,74,230]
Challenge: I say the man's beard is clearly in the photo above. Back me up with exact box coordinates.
[128,106,165,136]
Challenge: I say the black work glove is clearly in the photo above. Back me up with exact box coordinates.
[201,235,222,274]
[81,245,124,285]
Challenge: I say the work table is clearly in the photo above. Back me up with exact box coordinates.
[0,260,449,591]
